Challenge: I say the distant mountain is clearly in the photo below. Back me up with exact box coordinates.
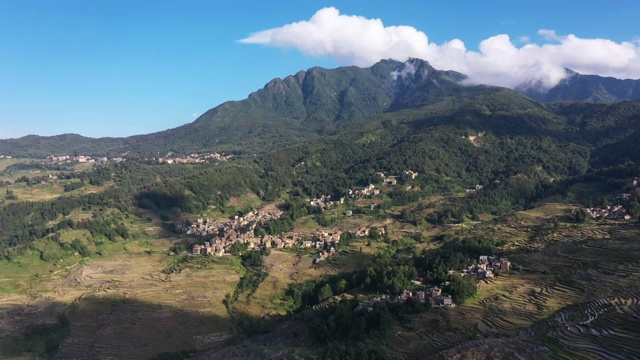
[1,59,640,159]
[0,59,476,157]
[525,70,640,103]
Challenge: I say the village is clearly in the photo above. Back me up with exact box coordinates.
[46,155,126,164]
[355,255,511,312]
[308,170,419,209]
[354,287,454,312]
[43,152,233,166]
[157,152,233,164]
[183,200,390,263]
[583,176,640,220]
[184,170,420,257]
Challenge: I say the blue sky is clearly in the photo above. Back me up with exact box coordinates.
[1,0,639,139]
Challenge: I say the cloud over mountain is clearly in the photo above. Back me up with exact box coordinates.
[240,7,640,90]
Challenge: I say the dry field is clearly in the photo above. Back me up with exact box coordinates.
[0,237,242,359]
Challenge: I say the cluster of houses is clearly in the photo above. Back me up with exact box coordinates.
[309,184,382,208]
[350,184,380,198]
[309,194,346,208]
[453,255,511,280]
[355,292,420,312]
[582,176,640,221]
[192,241,226,256]
[466,184,484,193]
[181,209,284,237]
[375,172,398,186]
[308,185,380,209]
[354,286,455,312]
[187,208,386,257]
[158,152,233,164]
[307,170,419,209]
[377,170,419,184]
[585,205,631,220]
[423,286,455,308]
[0,155,12,159]
[300,230,344,250]
[303,229,381,263]
[46,155,125,164]
[312,247,337,263]
[355,255,510,312]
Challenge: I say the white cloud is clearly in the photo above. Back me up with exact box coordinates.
[518,36,531,43]
[191,113,199,119]
[240,7,640,89]
[538,29,562,41]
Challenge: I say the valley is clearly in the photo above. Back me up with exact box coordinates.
[1,171,639,359]
[0,59,640,359]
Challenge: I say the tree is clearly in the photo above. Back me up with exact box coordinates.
[573,208,590,223]
[445,274,477,305]
[335,278,348,294]
[318,283,333,302]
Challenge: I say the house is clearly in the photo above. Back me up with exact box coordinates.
[402,170,418,181]
[384,178,397,186]
[477,269,494,279]
[427,287,442,299]
[375,172,385,178]
[433,295,454,307]
[500,260,511,271]
[345,210,353,216]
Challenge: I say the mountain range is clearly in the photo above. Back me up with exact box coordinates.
[1,59,640,158]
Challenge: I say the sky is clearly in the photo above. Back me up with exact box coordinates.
[1,0,639,139]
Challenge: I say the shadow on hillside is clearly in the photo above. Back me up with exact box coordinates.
[0,294,310,360]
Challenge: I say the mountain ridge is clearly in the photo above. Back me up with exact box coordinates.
[1,59,640,157]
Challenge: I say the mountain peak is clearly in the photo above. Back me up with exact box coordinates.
[390,58,433,81]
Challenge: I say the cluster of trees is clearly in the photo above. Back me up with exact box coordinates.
[37,234,91,262]
[0,313,71,358]
[313,298,396,343]
[63,182,85,192]
[77,216,130,242]
[224,249,270,310]
[2,161,75,174]
[253,199,322,236]
[285,238,420,313]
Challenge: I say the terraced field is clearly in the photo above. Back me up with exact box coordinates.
[0,238,243,359]
[389,221,640,359]
[1,195,639,359]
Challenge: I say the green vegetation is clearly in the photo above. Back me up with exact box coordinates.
[1,59,640,359]
[0,313,70,358]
